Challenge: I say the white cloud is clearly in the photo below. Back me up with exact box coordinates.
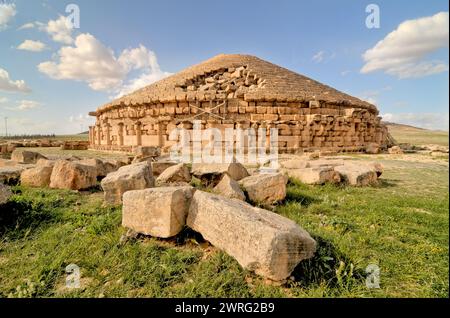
[361,12,449,78]
[312,50,325,63]
[0,97,8,103]
[43,16,74,44]
[0,68,31,93]
[17,22,35,30]
[382,112,449,131]
[17,40,47,52]
[38,33,171,94]
[312,50,336,64]
[0,3,16,30]
[341,70,351,76]
[17,100,41,110]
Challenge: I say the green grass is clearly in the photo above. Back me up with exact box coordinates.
[0,159,448,298]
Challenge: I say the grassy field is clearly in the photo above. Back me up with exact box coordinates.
[0,155,448,298]
[386,123,449,146]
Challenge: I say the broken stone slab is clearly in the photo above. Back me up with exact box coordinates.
[307,159,345,168]
[151,161,178,176]
[155,163,191,186]
[366,162,384,177]
[239,173,287,205]
[388,146,404,154]
[100,162,155,205]
[20,166,53,187]
[187,191,316,281]
[284,167,341,185]
[0,183,12,205]
[76,158,123,179]
[280,159,309,169]
[0,159,18,167]
[100,159,127,176]
[191,162,249,186]
[36,158,56,167]
[0,166,25,185]
[280,158,344,170]
[133,146,161,158]
[49,160,98,190]
[77,158,106,178]
[334,163,379,186]
[213,173,246,201]
[11,150,47,164]
[122,186,194,238]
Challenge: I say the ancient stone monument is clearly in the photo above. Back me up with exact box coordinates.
[88,54,388,154]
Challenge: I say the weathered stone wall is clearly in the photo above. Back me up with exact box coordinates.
[89,98,387,154]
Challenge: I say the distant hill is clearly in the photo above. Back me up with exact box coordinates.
[383,122,449,146]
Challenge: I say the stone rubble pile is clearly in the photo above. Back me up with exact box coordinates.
[0,150,128,190]
[175,65,264,98]
[120,162,314,281]
[0,147,389,282]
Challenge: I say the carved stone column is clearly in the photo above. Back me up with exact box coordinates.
[118,123,124,147]
[135,121,142,146]
[96,124,101,146]
[105,124,111,146]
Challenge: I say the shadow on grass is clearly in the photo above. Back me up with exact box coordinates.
[172,227,207,246]
[377,178,399,188]
[0,191,60,240]
[290,236,365,289]
[284,190,318,207]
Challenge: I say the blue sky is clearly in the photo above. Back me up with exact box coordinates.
[0,0,448,134]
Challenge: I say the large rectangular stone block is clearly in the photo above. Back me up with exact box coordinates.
[123,186,194,238]
[187,191,316,281]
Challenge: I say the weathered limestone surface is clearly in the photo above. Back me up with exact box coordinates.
[122,186,194,238]
[239,173,287,205]
[0,184,12,205]
[285,167,341,185]
[151,161,178,176]
[192,162,249,185]
[21,166,53,187]
[388,146,404,154]
[156,163,191,185]
[187,191,316,281]
[0,166,26,185]
[11,150,47,164]
[36,159,56,167]
[213,173,246,201]
[50,160,97,190]
[334,163,379,186]
[101,162,154,205]
[0,159,19,167]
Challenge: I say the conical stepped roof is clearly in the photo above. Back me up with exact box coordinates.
[95,54,378,114]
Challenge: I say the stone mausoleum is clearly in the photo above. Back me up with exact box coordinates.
[88,54,388,154]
